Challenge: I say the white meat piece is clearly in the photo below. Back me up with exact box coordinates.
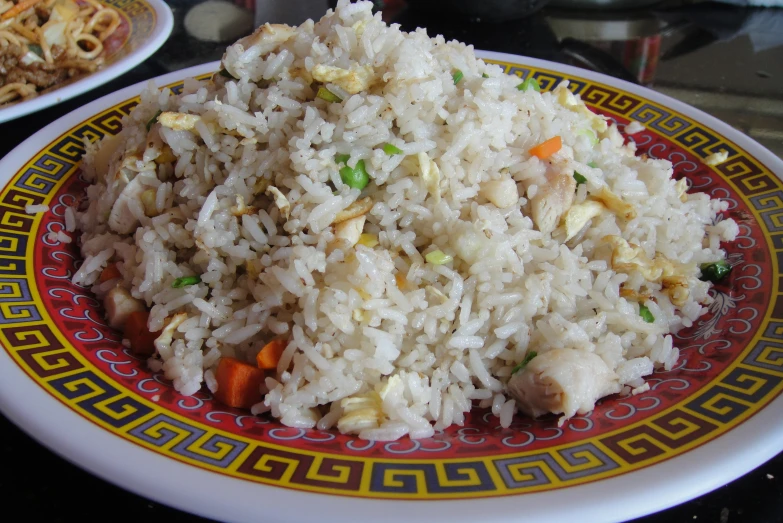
[108,175,144,234]
[104,287,145,330]
[530,172,576,234]
[480,179,519,208]
[507,348,621,421]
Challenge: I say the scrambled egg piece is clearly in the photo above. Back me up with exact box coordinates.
[337,391,384,433]
[417,152,441,203]
[312,64,376,94]
[674,178,689,202]
[563,200,605,241]
[594,186,636,221]
[154,312,188,356]
[334,197,373,224]
[555,83,608,133]
[235,23,296,57]
[230,195,257,217]
[334,215,366,247]
[704,150,729,166]
[266,186,291,219]
[158,112,201,131]
[603,235,691,305]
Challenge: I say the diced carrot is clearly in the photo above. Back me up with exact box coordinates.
[529,136,562,159]
[214,357,266,409]
[125,310,160,356]
[1,0,43,21]
[256,339,287,370]
[99,263,122,283]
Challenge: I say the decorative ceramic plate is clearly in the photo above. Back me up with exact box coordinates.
[1,52,782,523]
[0,0,173,124]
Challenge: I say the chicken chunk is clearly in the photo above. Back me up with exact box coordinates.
[480,179,519,208]
[108,175,144,234]
[530,172,576,234]
[507,348,621,423]
[104,287,145,330]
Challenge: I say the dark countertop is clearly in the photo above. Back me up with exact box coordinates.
[1,1,781,522]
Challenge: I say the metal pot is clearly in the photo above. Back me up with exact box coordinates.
[404,0,552,21]
[548,0,662,10]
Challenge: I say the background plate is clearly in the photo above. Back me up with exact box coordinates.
[0,52,782,523]
[0,0,173,123]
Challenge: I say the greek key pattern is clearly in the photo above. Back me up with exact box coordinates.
[0,60,780,499]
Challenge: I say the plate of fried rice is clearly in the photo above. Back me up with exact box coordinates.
[0,0,172,123]
[0,2,782,522]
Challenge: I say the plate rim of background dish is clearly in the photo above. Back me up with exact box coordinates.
[0,0,174,124]
[0,53,781,523]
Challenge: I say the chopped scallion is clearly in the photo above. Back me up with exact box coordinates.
[218,68,236,79]
[317,86,342,103]
[577,128,599,146]
[172,275,201,288]
[588,161,598,168]
[339,159,370,190]
[335,153,350,164]
[146,109,162,132]
[425,249,453,265]
[512,351,538,374]
[452,70,464,85]
[699,260,732,283]
[482,73,489,78]
[573,172,587,185]
[382,143,403,155]
[517,77,540,92]
[639,304,655,323]
[28,44,43,57]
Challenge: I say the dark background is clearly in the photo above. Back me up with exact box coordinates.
[1,0,782,521]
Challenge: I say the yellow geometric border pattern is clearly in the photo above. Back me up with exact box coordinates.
[1,63,782,499]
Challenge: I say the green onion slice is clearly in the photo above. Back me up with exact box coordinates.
[577,128,599,146]
[146,109,162,132]
[172,275,201,288]
[382,143,403,155]
[573,172,587,185]
[699,260,732,283]
[482,73,489,78]
[335,153,350,164]
[452,70,464,85]
[425,249,453,265]
[517,77,541,92]
[218,68,236,79]
[512,351,538,374]
[639,304,655,323]
[588,161,598,168]
[317,86,342,103]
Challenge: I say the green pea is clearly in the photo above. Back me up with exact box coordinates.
[340,159,370,190]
